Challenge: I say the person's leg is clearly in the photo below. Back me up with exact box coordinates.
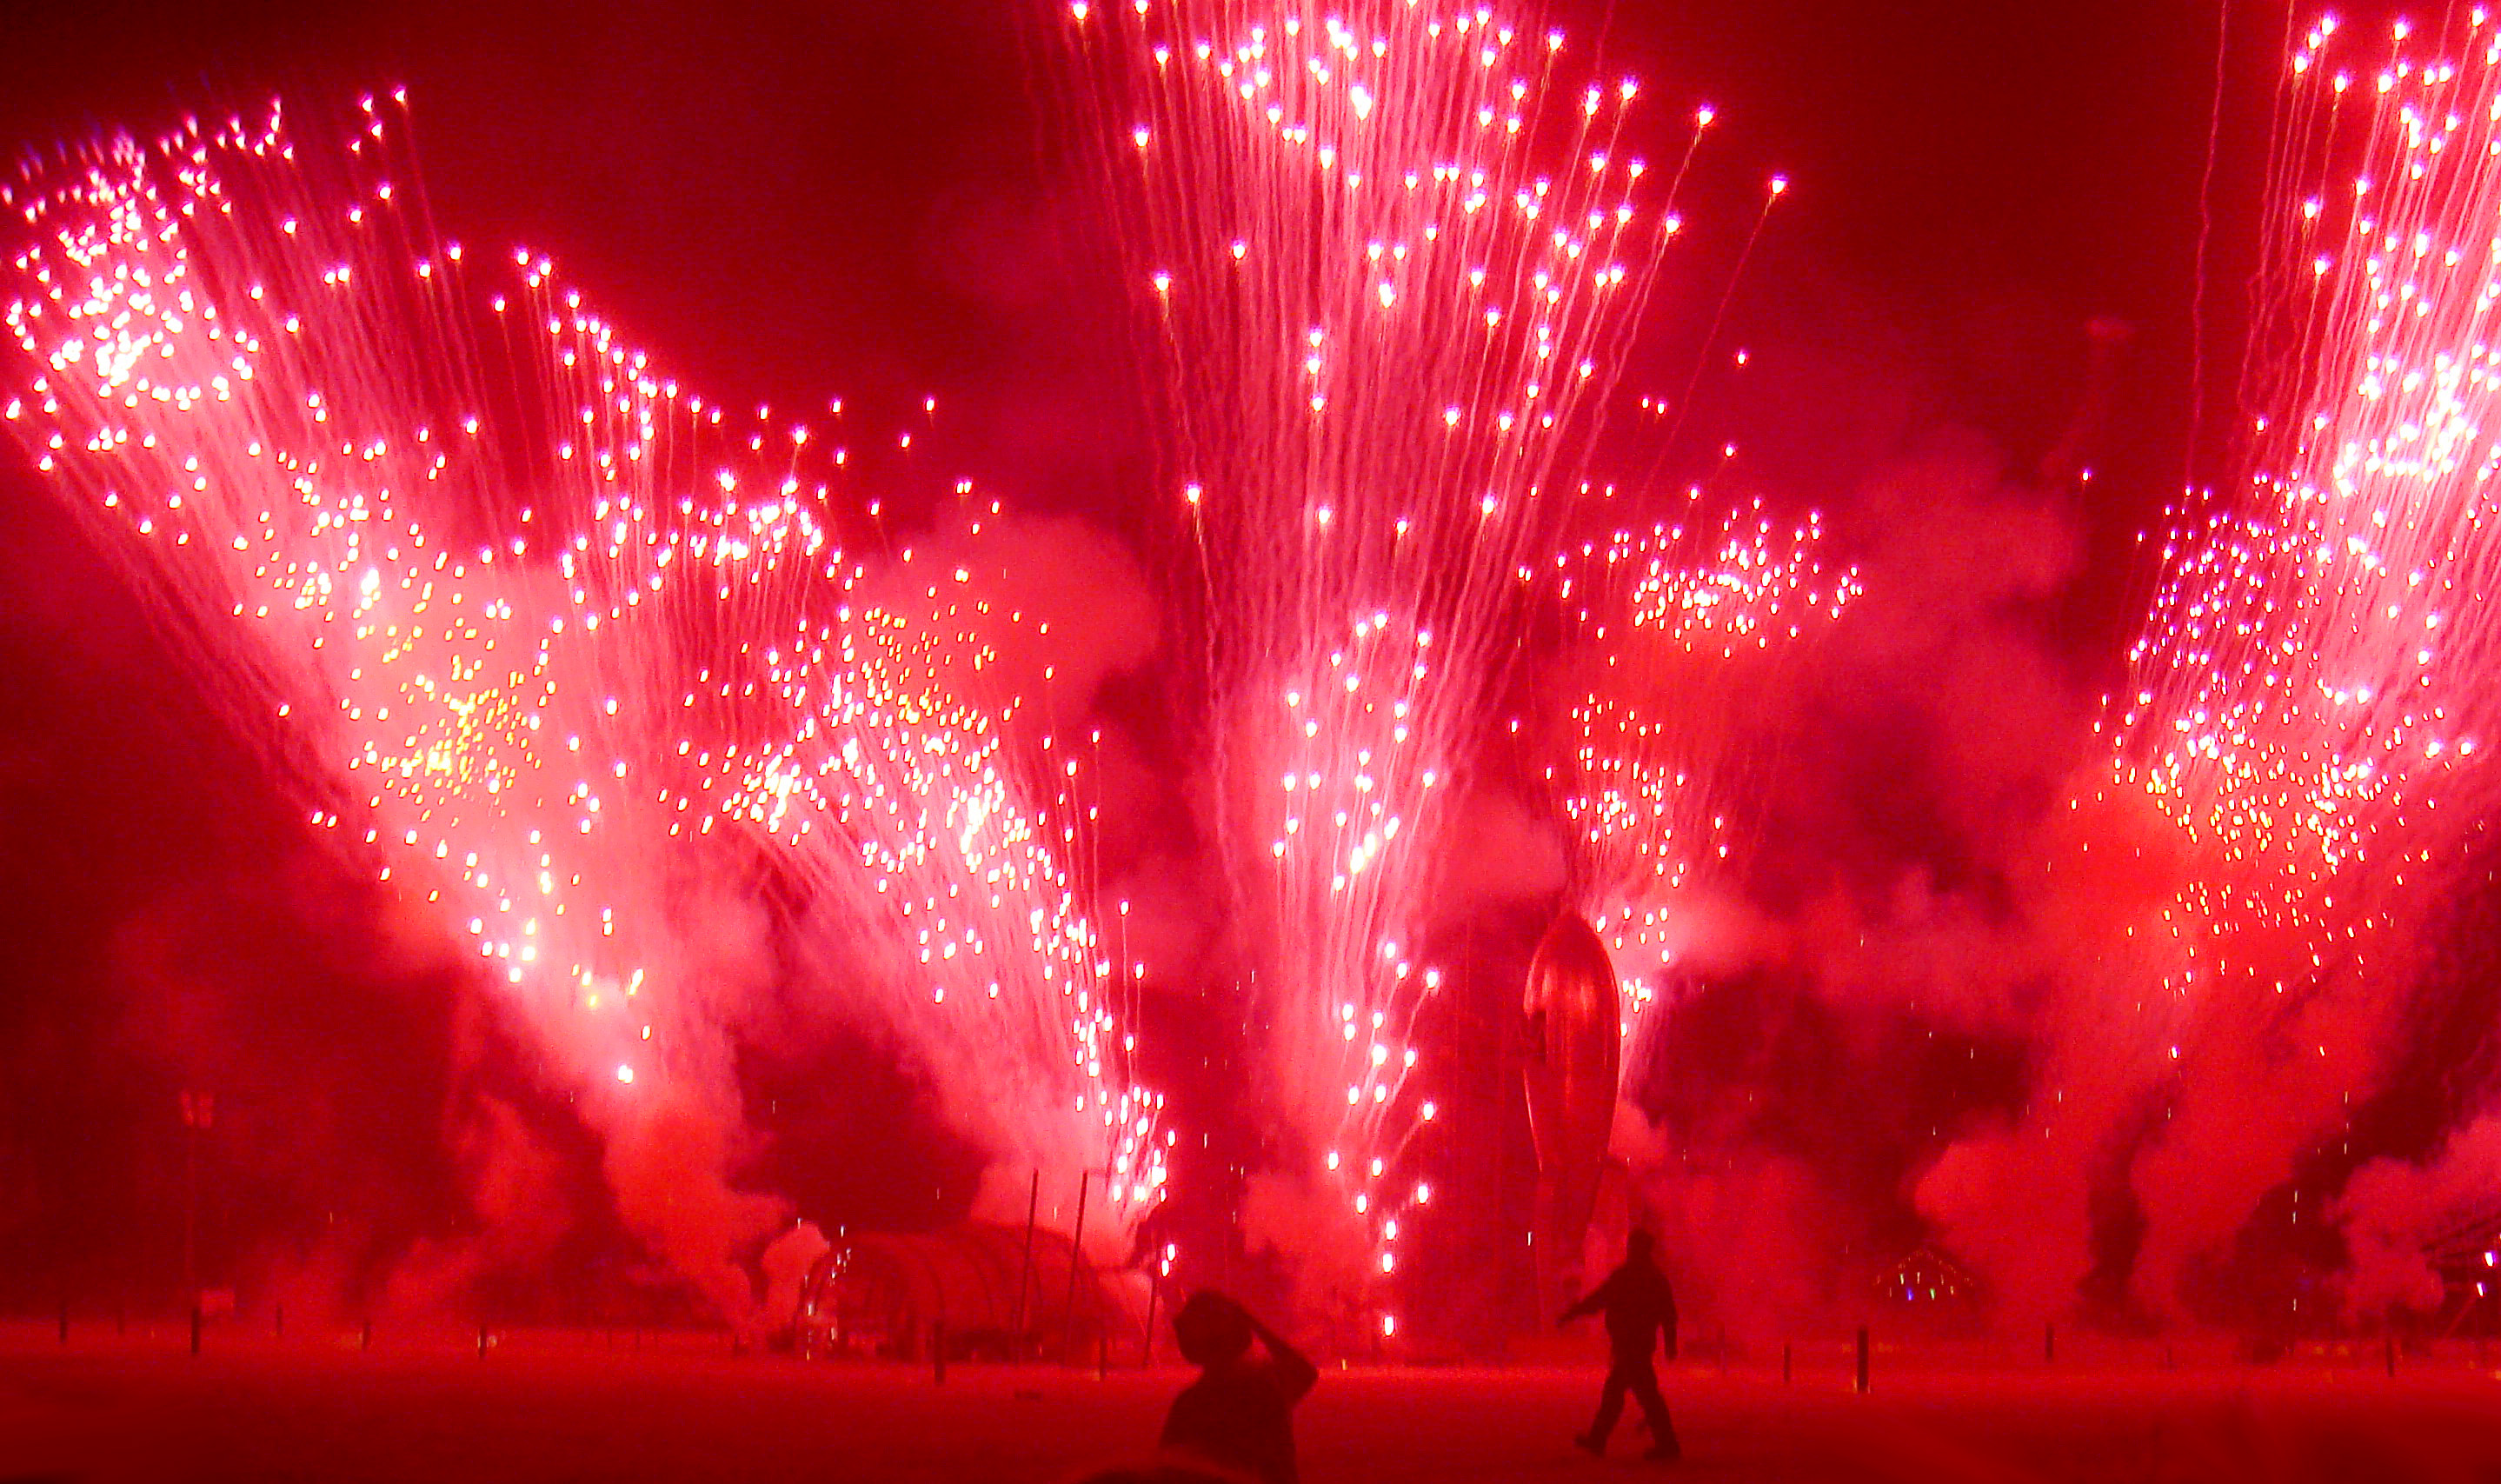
[1629,1356,1678,1459]
[1584,1366,1630,1447]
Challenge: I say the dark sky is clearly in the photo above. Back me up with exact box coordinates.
[0,0,2321,1307]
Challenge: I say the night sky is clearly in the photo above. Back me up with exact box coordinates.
[3,0,2459,1334]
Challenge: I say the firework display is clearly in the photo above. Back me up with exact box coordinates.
[1067,0,1832,1317]
[35,0,2480,1350]
[2072,12,2501,1308]
[2,96,1164,1313]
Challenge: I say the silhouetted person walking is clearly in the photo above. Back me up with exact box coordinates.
[1559,1229,1680,1461]
[1159,1290,1319,1484]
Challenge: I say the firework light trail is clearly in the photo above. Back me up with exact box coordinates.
[3,95,1162,1319]
[1067,0,1791,1320]
[1992,11,2501,1316]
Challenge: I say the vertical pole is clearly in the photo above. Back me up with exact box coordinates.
[477,1321,489,1358]
[1062,1170,1091,1365]
[183,1116,197,1321]
[1854,1326,1870,1394]
[1781,1341,1792,1385]
[361,1318,372,1352]
[932,1319,947,1385]
[1012,1168,1040,1348]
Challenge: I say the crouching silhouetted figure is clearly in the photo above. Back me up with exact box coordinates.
[1559,1229,1680,1462]
[1158,1290,1318,1484]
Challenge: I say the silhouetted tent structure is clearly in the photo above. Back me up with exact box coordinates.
[795,1221,1135,1361]
[2427,1200,2501,1337]
[1876,1242,1985,1333]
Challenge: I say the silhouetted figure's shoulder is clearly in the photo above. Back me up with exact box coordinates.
[1616,1257,1675,1314]
[1160,1354,1315,1484]
[1565,1253,1677,1349]
[1160,1290,1316,1484]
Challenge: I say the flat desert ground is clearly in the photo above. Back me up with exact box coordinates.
[4,1327,2499,1482]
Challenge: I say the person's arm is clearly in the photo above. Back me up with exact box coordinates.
[1558,1266,1619,1326]
[1243,1309,1318,1403]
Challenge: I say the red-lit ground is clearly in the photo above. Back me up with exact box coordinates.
[3,1326,2499,1481]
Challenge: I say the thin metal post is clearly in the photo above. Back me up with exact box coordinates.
[1062,1170,1091,1364]
[1012,1168,1040,1348]
[183,1119,196,1315]
[1854,1326,1870,1394]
